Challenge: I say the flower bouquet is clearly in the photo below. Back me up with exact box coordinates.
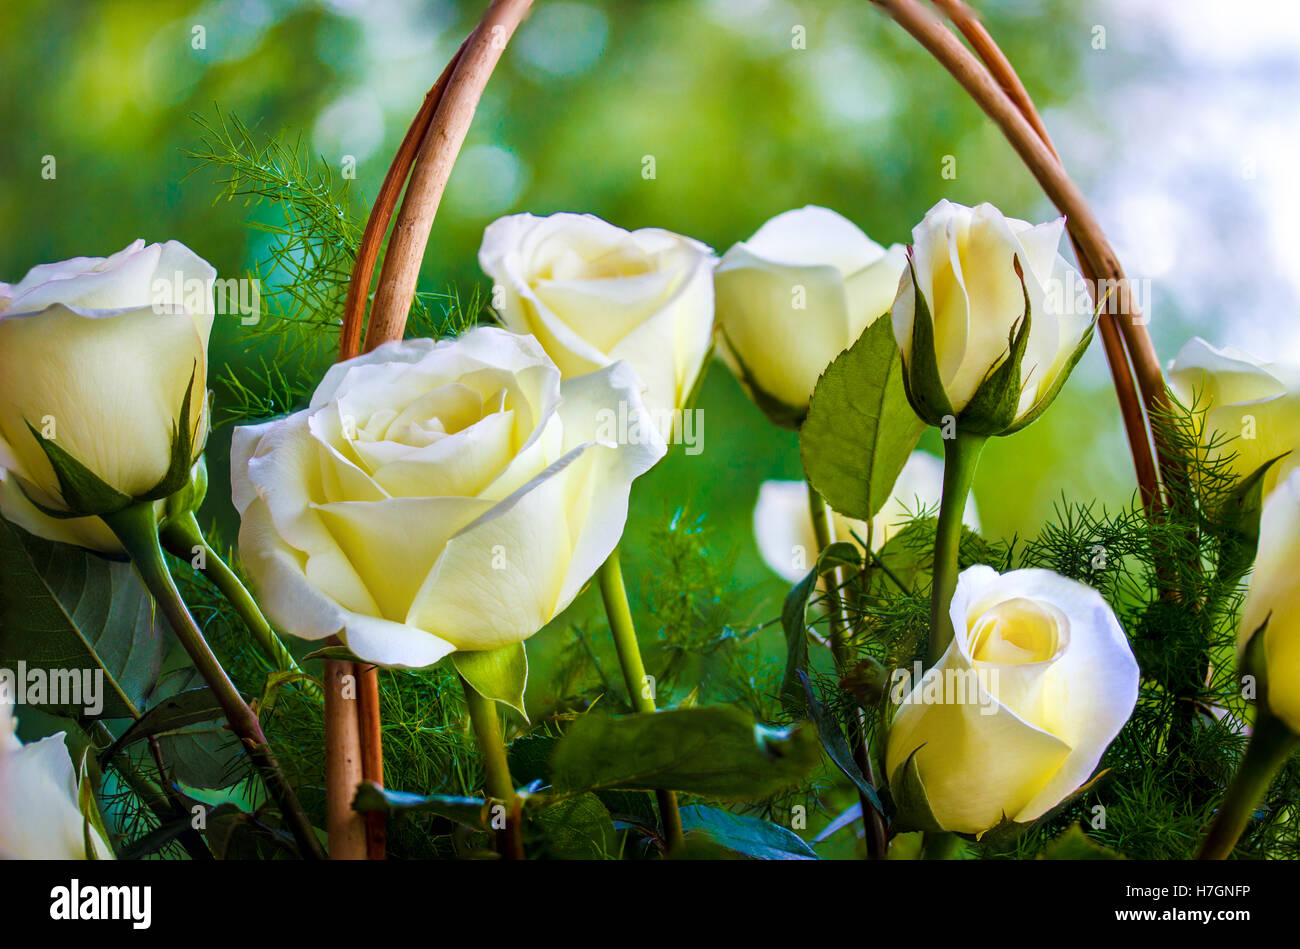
[1,0,1297,896]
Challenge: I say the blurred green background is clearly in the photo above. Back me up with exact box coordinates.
[3,0,1269,698]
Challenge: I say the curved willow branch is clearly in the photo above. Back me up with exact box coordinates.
[327,0,534,860]
[872,0,1178,512]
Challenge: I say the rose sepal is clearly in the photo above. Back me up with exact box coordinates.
[76,748,114,860]
[453,643,529,720]
[945,259,1034,437]
[134,364,207,503]
[999,304,1098,436]
[886,748,945,834]
[899,255,956,429]
[19,365,206,518]
[1213,452,1290,584]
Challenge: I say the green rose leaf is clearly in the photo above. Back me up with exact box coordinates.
[779,540,860,717]
[452,642,528,719]
[1041,823,1123,860]
[530,792,618,859]
[800,315,926,522]
[101,686,229,763]
[677,804,817,860]
[351,781,490,828]
[141,665,244,790]
[551,706,820,801]
[0,516,167,718]
[797,670,884,815]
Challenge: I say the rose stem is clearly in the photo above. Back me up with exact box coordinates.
[806,484,889,859]
[929,432,985,664]
[85,720,213,860]
[597,546,686,853]
[459,676,525,859]
[158,511,319,700]
[1197,714,1298,859]
[102,501,325,860]
[870,0,1178,513]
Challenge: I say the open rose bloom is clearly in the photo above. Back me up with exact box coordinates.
[886,566,1138,836]
[232,327,665,668]
[479,212,716,434]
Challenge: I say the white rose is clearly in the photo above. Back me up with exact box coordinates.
[0,240,214,552]
[478,212,715,438]
[753,451,980,583]
[715,206,907,421]
[885,565,1138,835]
[0,700,112,859]
[231,327,665,668]
[1168,337,1300,497]
[1239,469,1300,733]
[892,200,1093,433]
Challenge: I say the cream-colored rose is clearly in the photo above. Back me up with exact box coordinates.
[1168,337,1300,497]
[231,327,665,668]
[892,200,1093,432]
[885,565,1138,835]
[753,451,980,582]
[0,240,213,552]
[715,206,906,421]
[0,700,112,859]
[1239,469,1300,733]
[478,212,715,438]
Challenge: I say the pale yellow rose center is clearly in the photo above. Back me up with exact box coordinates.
[967,597,1064,665]
[544,244,654,282]
[353,384,507,451]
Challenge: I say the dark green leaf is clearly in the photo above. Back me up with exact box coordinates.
[886,748,944,833]
[899,257,955,427]
[801,315,926,521]
[138,364,202,502]
[142,665,245,790]
[531,793,618,859]
[351,780,488,828]
[1213,452,1289,585]
[551,706,820,801]
[957,260,1032,436]
[103,687,227,762]
[677,804,817,860]
[0,516,167,718]
[779,540,860,716]
[1041,823,1123,860]
[796,670,883,814]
